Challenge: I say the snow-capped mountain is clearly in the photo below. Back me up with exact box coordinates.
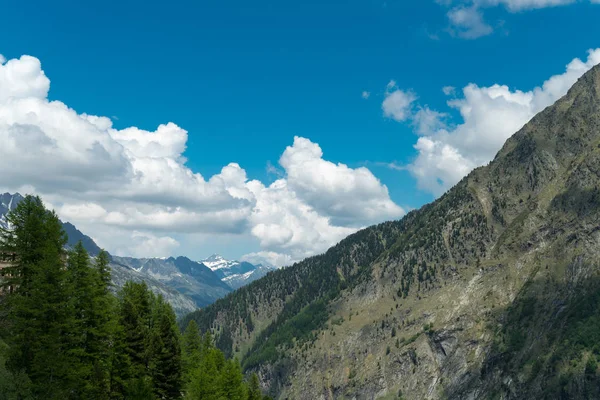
[221,264,277,289]
[0,192,24,230]
[199,254,276,289]
[201,254,240,272]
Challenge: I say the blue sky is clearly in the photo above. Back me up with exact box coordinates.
[1,0,599,264]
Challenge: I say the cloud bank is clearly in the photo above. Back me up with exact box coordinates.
[0,54,404,265]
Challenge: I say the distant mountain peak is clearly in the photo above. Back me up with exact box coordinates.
[200,254,237,271]
[0,192,23,209]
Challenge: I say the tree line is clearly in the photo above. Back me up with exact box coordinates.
[0,195,270,400]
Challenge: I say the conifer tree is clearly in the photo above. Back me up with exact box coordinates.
[219,359,246,400]
[0,196,76,397]
[88,249,116,398]
[185,347,222,400]
[67,241,95,395]
[148,294,182,399]
[247,373,262,400]
[182,320,203,382]
[95,249,111,288]
[107,313,133,400]
[118,281,152,381]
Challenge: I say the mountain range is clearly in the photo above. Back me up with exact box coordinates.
[181,63,600,398]
[202,254,276,290]
[0,193,275,316]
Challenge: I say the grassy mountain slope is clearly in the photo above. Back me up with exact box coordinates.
[183,64,600,399]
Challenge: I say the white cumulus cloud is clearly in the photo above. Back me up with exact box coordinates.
[382,81,417,122]
[279,137,404,227]
[384,48,600,196]
[0,54,403,267]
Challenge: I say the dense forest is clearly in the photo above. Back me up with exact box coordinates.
[0,195,270,400]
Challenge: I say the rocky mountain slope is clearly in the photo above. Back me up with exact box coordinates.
[112,256,232,308]
[182,64,600,399]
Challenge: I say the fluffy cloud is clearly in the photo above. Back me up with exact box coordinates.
[438,0,594,39]
[0,54,403,266]
[279,137,404,227]
[385,48,600,196]
[382,81,417,122]
[127,231,180,259]
[0,55,50,101]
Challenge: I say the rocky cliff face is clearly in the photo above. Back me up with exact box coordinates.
[185,64,600,399]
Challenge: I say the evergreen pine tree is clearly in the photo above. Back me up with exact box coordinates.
[148,294,182,400]
[219,359,246,400]
[66,241,95,395]
[185,347,223,400]
[107,313,133,400]
[0,197,77,397]
[182,320,203,382]
[247,372,262,400]
[88,249,116,399]
[118,281,152,382]
[95,249,111,289]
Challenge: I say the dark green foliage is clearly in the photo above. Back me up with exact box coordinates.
[147,294,182,399]
[0,338,33,400]
[118,281,153,381]
[182,320,203,383]
[0,195,223,400]
[243,300,328,370]
[0,195,76,398]
[247,373,262,400]
[482,276,600,399]
[182,321,263,400]
[117,282,183,399]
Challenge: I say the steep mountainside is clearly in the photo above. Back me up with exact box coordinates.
[183,64,600,399]
[62,221,103,256]
[109,262,197,316]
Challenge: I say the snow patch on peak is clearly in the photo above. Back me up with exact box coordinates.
[222,270,254,282]
[200,254,239,271]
